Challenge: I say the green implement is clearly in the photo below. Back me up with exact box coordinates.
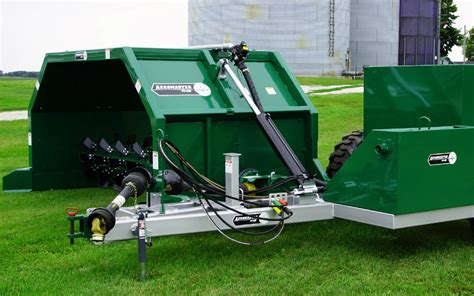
[325,65,474,225]
[3,47,325,192]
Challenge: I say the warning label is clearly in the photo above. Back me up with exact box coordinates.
[225,159,233,173]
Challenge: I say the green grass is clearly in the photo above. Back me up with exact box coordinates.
[0,78,36,111]
[0,84,473,294]
[312,93,364,168]
[297,76,363,86]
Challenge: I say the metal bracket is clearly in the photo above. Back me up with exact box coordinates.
[66,214,89,243]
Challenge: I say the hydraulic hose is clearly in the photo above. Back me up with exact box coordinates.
[158,139,292,221]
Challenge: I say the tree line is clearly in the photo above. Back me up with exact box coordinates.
[0,71,39,78]
[441,0,473,61]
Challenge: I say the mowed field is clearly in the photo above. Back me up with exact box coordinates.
[0,78,473,294]
[0,78,36,111]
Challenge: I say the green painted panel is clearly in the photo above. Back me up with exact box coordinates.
[463,65,474,126]
[244,61,305,108]
[325,126,474,214]
[364,65,474,134]
[164,113,310,185]
[139,59,227,111]
[3,168,32,192]
[4,58,152,191]
[397,127,474,213]
[324,131,399,214]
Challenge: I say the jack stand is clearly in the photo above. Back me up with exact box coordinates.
[66,207,79,244]
[137,211,147,281]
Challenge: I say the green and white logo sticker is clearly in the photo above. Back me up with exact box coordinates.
[428,152,457,166]
[151,82,211,97]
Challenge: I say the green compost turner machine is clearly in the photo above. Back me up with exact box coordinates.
[3,43,473,279]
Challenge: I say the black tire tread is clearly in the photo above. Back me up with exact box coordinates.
[326,131,364,178]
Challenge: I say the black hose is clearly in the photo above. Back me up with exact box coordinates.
[314,178,327,187]
[158,140,292,221]
[194,185,287,236]
[245,176,298,194]
[161,139,296,200]
[158,139,294,243]
[196,191,284,236]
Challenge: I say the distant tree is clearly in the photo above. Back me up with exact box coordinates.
[2,71,38,78]
[440,0,463,57]
[466,27,474,61]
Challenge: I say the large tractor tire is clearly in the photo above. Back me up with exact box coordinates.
[326,131,364,178]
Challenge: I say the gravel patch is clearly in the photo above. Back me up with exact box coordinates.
[0,111,28,121]
[301,85,352,93]
[310,86,364,96]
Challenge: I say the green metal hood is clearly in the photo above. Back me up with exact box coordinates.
[3,47,323,191]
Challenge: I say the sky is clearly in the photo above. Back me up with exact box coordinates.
[0,0,188,72]
[450,0,474,61]
[0,0,472,72]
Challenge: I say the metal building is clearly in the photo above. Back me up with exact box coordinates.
[350,0,439,71]
[189,0,439,76]
[398,0,440,65]
[349,0,400,72]
[188,0,351,76]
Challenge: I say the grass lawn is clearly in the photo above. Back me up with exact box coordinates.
[0,81,473,294]
[312,93,364,168]
[296,76,363,86]
[0,78,36,112]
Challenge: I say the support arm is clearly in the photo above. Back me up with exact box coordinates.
[220,43,309,185]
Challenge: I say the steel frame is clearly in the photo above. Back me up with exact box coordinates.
[93,198,334,242]
[333,204,474,229]
[91,200,474,242]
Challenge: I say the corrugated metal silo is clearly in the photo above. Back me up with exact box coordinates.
[349,0,400,71]
[398,0,439,65]
[189,0,351,76]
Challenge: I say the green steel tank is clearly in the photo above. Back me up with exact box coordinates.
[325,65,474,228]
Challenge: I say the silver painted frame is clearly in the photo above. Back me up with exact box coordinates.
[334,204,474,229]
[94,201,474,242]
[103,201,334,242]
